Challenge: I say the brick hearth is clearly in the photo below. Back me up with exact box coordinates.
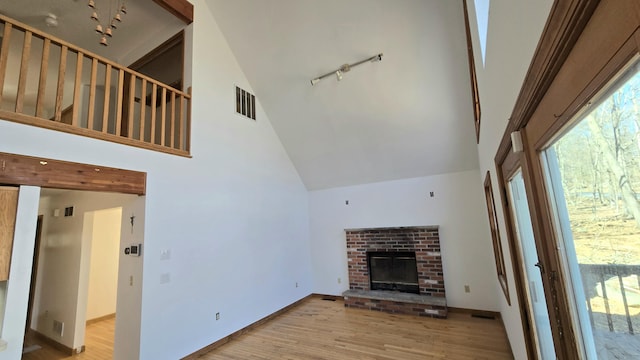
[343,226,447,318]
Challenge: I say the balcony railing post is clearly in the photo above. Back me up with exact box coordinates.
[0,23,13,104]
[161,87,167,146]
[140,79,147,142]
[102,64,112,133]
[35,38,51,118]
[115,69,125,136]
[0,14,192,157]
[16,31,33,113]
[150,84,157,144]
[54,46,68,122]
[72,51,84,127]
[87,58,99,131]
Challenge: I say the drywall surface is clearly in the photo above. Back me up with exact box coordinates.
[309,170,499,311]
[0,1,311,359]
[468,0,554,358]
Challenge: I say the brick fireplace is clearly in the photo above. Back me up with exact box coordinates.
[343,226,447,318]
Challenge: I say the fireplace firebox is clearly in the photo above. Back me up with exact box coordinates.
[367,251,419,294]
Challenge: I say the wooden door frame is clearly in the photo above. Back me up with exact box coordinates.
[495,0,640,358]
[25,215,43,338]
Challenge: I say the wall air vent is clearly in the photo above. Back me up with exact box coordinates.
[64,206,74,217]
[235,86,256,120]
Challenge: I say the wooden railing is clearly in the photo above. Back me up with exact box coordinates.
[580,263,640,334]
[0,14,191,156]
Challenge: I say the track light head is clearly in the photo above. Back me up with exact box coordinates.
[310,78,320,86]
[371,53,383,62]
[336,70,343,81]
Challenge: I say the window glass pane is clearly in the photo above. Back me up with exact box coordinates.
[544,60,640,359]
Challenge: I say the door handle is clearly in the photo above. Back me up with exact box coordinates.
[535,262,545,274]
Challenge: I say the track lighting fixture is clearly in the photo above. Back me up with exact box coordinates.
[310,53,383,86]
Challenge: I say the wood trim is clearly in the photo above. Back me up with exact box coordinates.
[0,151,147,195]
[462,0,481,143]
[483,171,510,305]
[496,149,539,360]
[153,0,193,24]
[0,186,18,281]
[0,110,191,158]
[495,0,601,165]
[182,295,314,360]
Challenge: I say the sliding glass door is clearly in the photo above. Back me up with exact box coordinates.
[541,60,640,359]
[508,170,556,359]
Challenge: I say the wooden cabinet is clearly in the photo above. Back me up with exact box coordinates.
[0,187,18,281]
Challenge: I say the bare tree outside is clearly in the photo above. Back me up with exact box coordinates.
[550,66,640,358]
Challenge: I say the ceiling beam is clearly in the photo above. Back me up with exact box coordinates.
[0,152,146,195]
[153,0,194,24]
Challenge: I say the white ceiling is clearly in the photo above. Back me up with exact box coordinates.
[0,0,184,63]
[208,0,480,190]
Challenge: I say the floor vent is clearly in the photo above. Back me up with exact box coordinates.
[471,313,496,320]
[235,86,256,120]
[322,297,337,301]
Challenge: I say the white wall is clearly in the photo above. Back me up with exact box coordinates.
[0,1,312,359]
[310,170,499,311]
[467,0,554,358]
[86,208,122,321]
[0,187,40,360]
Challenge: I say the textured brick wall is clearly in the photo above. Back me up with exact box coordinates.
[345,226,444,297]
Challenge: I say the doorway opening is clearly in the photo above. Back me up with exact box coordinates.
[22,189,139,359]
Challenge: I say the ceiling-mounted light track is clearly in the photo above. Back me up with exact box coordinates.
[310,53,383,86]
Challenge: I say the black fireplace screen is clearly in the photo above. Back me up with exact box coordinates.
[367,251,419,294]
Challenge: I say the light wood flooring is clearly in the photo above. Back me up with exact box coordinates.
[20,297,514,359]
[195,297,513,359]
[21,317,114,360]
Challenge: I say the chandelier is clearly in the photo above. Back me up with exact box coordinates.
[88,0,127,46]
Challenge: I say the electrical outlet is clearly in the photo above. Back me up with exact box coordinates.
[215,312,220,320]
[464,285,471,293]
[295,282,298,288]
[338,277,341,284]
[129,275,133,286]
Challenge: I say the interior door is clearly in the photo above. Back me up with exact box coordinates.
[508,170,557,359]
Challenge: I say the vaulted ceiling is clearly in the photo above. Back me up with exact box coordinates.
[1,0,480,191]
[208,0,480,190]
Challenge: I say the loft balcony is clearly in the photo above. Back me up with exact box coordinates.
[0,13,191,156]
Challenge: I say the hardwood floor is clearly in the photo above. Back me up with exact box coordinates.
[194,297,514,360]
[22,317,114,360]
[21,298,514,359]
